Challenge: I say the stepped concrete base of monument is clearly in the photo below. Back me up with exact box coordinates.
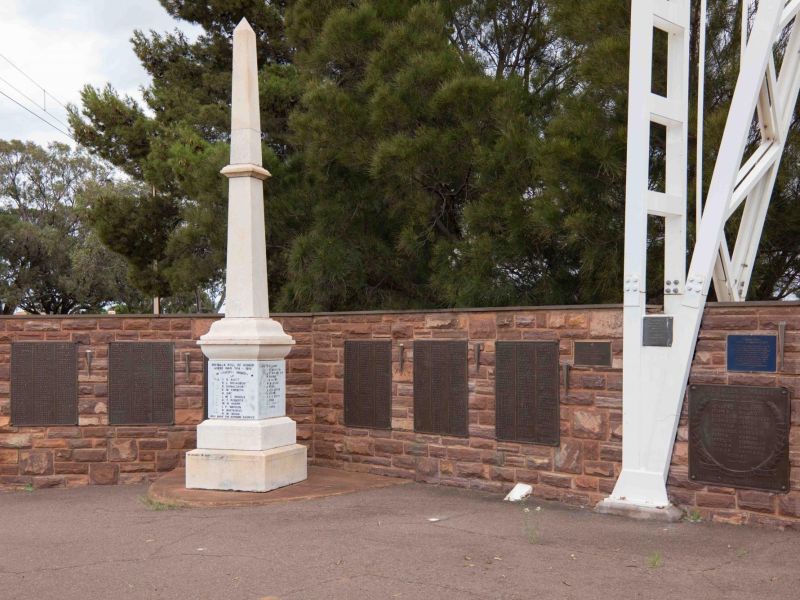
[196,417,296,451]
[595,498,683,522]
[185,444,307,492]
[150,465,410,508]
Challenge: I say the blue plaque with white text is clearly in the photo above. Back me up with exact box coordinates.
[727,335,777,373]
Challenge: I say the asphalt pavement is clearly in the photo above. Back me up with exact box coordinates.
[1,480,799,599]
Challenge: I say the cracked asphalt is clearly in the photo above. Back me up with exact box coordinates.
[1,482,799,600]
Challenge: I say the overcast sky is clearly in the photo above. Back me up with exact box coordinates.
[0,0,201,146]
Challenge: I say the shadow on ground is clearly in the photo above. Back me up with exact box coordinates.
[1,480,798,599]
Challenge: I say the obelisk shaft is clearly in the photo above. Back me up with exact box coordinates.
[222,19,272,319]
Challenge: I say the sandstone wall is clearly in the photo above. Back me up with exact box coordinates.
[0,303,797,528]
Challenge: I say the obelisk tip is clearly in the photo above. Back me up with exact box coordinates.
[234,17,254,34]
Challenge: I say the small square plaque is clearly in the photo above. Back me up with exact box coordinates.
[573,341,613,367]
[207,360,286,420]
[727,335,777,373]
[642,316,673,347]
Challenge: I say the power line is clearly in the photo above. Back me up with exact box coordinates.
[0,52,68,111]
[0,53,117,171]
[0,88,74,142]
[0,74,71,130]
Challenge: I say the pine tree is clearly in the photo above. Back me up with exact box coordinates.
[68,0,306,309]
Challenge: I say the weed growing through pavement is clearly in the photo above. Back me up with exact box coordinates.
[22,483,33,492]
[522,503,543,544]
[647,551,663,568]
[138,495,180,511]
[685,509,702,523]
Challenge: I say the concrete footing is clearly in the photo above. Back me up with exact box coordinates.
[595,498,684,522]
[185,444,307,492]
[150,466,411,508]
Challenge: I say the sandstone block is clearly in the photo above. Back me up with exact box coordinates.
[19,450,53,475]
[90,463,119,485]
[555,440,582,474]
[572,410,608,439]
[109,439,138,462]
[0,434,32,448]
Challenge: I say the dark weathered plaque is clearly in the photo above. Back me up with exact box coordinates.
[643,316,673,347]
[573,341,612,367]
[109,342,174,425]
[11,342,78,426]
[727,335,777,373]
[344,340,392,429]
[413,340,468,436]
[689,384,790,492]
[496,341,560,446]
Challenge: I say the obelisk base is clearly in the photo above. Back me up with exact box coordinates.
[186,444,307,492]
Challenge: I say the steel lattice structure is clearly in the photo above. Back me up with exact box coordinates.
[600,1,800,513]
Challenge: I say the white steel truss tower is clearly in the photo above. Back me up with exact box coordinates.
[599,1,800,516]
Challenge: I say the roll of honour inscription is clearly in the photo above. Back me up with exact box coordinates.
[208,360,286,420]
[689,384,790,492]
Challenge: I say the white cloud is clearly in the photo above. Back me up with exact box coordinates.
[0,0,202,146]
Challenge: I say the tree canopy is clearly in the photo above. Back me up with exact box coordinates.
[0,140,141,314]
[66,0,800,312]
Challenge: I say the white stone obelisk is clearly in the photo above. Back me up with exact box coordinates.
[185,18,307,492]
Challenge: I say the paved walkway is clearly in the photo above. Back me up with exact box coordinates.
[1,480,799,599]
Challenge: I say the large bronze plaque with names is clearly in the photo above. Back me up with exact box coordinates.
[573,341,613,367]
[109,342,175,425]
[689,384,790,492]
[344,340,392,429]
[11,342,78,426]
[496,341,560,446]
[413,340,468,436]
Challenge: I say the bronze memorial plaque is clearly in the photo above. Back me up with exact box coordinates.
[344,340,392,429]
[573,341,613,367]
[689,384,790,492]
[642,316,673,347]
[109,342,175,425]
[11,342,78,426]
[496,341,560,446]
[413,340,468,436]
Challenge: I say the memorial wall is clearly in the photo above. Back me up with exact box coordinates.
[0,303,797,528]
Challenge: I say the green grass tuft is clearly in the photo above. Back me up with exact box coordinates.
[647,551,663,568]
[138,495,180,511]
[685,509,702,523]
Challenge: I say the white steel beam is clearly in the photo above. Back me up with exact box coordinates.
[602,0,788,516]
[600,0,691,515]
[780,0,800,31]
[726,142,780,218]
[715,14,800,299]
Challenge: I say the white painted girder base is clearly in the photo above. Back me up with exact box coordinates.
[185,444,307,492]
[596,498,683,522]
